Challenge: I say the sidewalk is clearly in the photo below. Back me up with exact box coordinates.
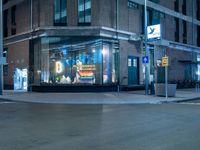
[0,88,200,104]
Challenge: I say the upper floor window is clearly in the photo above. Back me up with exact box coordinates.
[54,0,67,26]
[197,0,200,20]
[182,0,186,15]
[3,0,8,4]
[11,5,16,35]
[197,26,200,47]
[11,6,16,26]
[147,10,160,26]
[78,0,91,25]
[3,10,8,37]
[174,18,179,42]
[127,1,138,9]
[174,0,179,12]
[182,21,187,44]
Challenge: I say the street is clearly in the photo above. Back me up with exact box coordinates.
[0,100,200,150]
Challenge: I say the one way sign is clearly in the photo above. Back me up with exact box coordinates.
[142,56,149,64]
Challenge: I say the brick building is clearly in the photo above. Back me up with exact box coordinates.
[3,0,200,91]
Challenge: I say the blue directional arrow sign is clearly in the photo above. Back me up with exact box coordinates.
[142,56,149,64]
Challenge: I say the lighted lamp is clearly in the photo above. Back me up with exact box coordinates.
[55,61,63,73]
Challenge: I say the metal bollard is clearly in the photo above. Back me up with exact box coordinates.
[150,81,155,95]
[196,82,200,92]
[195,82,198,92]
[196,82,197,92]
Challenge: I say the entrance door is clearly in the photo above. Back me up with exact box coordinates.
[128,56,139,85]
[14,68,28,91]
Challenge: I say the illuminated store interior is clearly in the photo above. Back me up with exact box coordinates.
[32,37,119,86]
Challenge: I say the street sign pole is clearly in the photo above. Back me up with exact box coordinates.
[162,55,168,99]
[165,65,168,99]
[144,0,149,95]
[0,0,3,95]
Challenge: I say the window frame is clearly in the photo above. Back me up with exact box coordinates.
[3,9,8,37]
[78,0,91,25]
[53,0,67,26]
[11,5,16,35]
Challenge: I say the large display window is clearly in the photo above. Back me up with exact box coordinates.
[33,37,119,86]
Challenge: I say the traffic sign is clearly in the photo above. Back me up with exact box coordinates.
[162,56,168,67]
[142,56,149,64]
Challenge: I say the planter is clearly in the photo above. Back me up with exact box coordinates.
[154,83,177,97]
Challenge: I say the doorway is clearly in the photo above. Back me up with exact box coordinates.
[128,56,139,85]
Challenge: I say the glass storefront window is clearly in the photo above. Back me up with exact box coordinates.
[33,37,119,86]
[102,43,117,84]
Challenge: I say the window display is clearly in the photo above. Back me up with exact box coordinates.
[14,68,28,91]
[34,37,119,86]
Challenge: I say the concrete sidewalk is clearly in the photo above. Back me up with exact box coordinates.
[0,88,200,104]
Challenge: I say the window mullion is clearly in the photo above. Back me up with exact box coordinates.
[59,0,62,23]
[84,0,86,23]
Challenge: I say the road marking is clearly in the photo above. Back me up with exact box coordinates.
[0,101,15,104]
[179,102,200,105]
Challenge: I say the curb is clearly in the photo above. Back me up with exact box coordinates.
[1,96,200,105]
[161,97,200,104]
[174,97,200,103]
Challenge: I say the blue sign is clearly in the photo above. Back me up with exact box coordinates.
[142,56,149,64]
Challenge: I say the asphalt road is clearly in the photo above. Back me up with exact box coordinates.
[0,100,200,150]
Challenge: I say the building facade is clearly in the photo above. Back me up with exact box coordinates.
[3,0,200,91]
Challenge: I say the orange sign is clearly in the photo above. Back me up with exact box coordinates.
[162,56,168,67]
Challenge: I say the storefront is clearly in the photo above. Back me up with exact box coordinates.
[30,37,119,90]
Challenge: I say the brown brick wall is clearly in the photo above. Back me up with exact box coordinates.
[39,0,53,27]
[4,40,29,86]
[16,0,31,33]
[4,0,199,45]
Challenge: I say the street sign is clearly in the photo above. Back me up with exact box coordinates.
[162,56,168,67]
[147,24,161,39]
[142,56,149,64]
[0,57,6,65]
[156,59,162,67]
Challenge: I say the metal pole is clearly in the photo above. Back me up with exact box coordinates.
[116,0,120,93]
[30,0,33,31]
[0,0,3,95]
[165,65,168,99]
[144,0,149,95]
[192,0,194,46]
